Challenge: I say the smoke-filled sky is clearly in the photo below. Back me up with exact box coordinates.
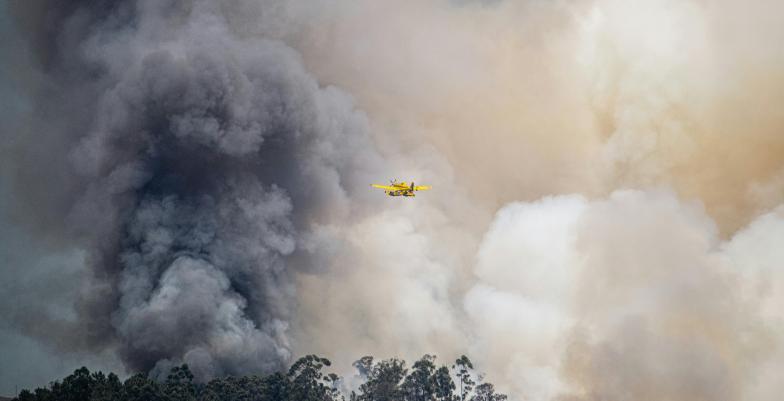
[2,0,784,400]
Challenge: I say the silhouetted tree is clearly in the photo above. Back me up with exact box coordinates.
[259,372,289,401]
[90,371,122,401]
[432,366,455,401]
[57,367,93,401]
[355,357,407,401]
[401,355,437,401]
[122,373,164,401]
[287,355,338,401]
[452,356,475,401]
[353,356,374,378]
[33,387,53,401]
[164,365,196,401]
[470,384,506,401]
[10,354,506,401]
[199,375,262,401]
[16,390,35,401]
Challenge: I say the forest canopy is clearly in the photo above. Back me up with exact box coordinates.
[12,354,507,401]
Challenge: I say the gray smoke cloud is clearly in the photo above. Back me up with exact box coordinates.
[2,0,384,380]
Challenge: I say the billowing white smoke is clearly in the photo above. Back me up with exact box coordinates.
[466,195,587,400]
[288,1,784,400]
[298,188,784,401]
[465,190,784,400]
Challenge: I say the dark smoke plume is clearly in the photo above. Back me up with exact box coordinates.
[5,0,383,379]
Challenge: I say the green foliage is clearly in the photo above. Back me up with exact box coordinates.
[401,355,437,401]
[164,365,196,401]
[452,355,475,401]
[287,355,339,401]
[400,355,456,401]
[470,384,507,401]
[355,357,407,401]
[259,372,290,401]
[122,372,164,401]
[431,366,455,401]
[16,390,35,401]
[11,354,507,401]
[90,372,122,401]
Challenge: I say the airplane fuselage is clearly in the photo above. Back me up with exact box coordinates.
[385,190,416,197]
[371,180,430,197]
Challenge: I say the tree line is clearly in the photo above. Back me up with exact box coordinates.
[13,354,507,401]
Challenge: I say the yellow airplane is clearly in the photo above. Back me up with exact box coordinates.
[371,179,432,197]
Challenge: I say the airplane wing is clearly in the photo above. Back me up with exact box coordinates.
[414,185,432,191]
[371,184,397,190]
